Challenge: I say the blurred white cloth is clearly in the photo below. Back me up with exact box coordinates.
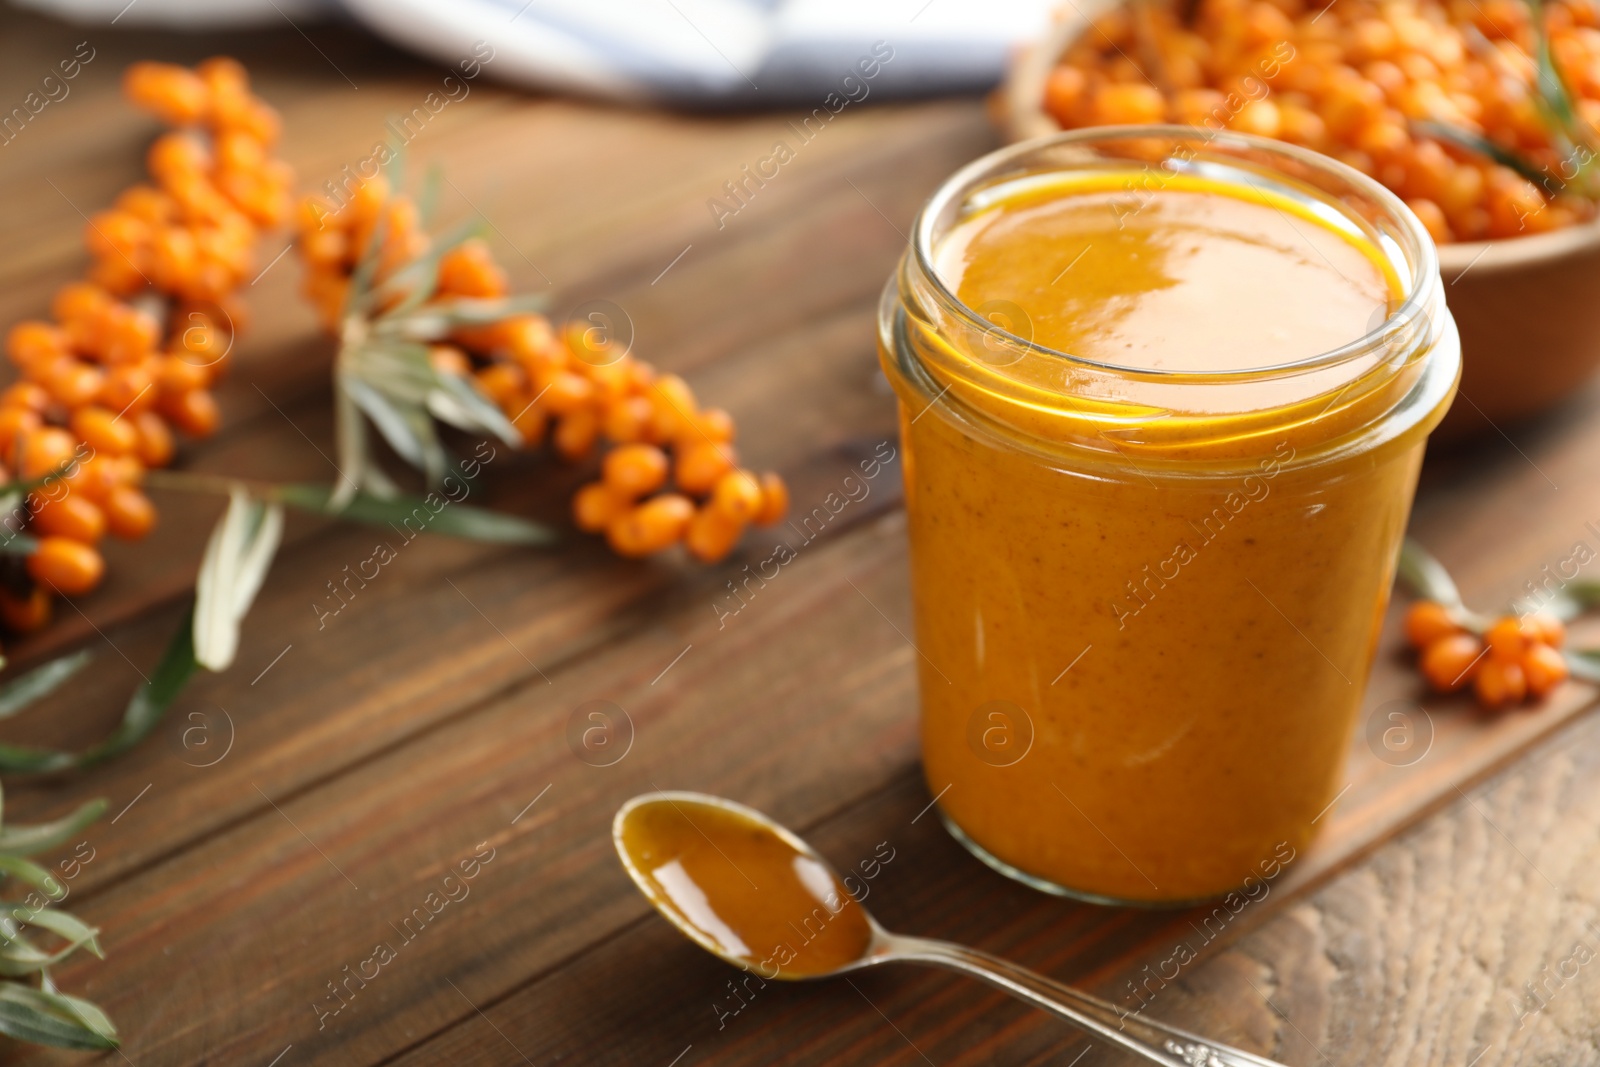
[13,0,1056,105]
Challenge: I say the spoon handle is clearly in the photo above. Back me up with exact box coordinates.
[881,934,1289,1067]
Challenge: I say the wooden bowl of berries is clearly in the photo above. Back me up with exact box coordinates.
[1002,0,1600,440]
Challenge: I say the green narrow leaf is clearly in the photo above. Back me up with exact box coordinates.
[361,460,400,499]
[34,987,116,1044]
[0,744,80,776]
[427,369,520,446]
[194,489,254,656]
[416,162,443,227]
[80,605,200,769]
[195,489,284,672]
[344,377,438,475]
[0,533,37,558]
[331,377,368,511]
[1529,0,1580,131]
[7,907,100,959]
[0,609,201,773]
[1413,121,1551,188]
[0,799,105,858]
[381,294,551,341]
[0,651,90,722]
[0,857,66,902]
[350,341,436,405]
[272,484,557,545]
[0,985,116,1050]
[1565,648,1600,683]
[1396,538,1464,608]
[346,210,392,319]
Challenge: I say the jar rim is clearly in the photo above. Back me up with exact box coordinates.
[909,125,1443,383]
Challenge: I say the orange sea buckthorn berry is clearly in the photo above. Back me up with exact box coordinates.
[30,493,106,544]
[42,361,103,409]
[511,403,547,448]
[84,211,150,268]
[1524,612,1566,648]
[0,587,52,633]
[155,355,211,397]
[133,410,175,468]
[6,322,68,369]
[602,395,656,445]
[602,444,670,498]
[674,440,736,497]
[437,239,508,298]
[686,407,736,445]
[161,389,219,438]
[1407,198,1453,244]
[70,406,139,456]
[150,227,200,292]
[100,361,156,416]
[606,494,695,558]
[554,408,600,461]
[1403,600,1463,649]
[647,375,698,439]
[103,485,157,541]
[27,537,105,596]
[504,315,558,363]
[65,455,126,503]
[1420,632,1486,692]
[216,130,267,173]
[710,469,763,524]
[103,305,160,364]
[1091,82,1167,125]
[123,62,210,125]
[1043,65,1089,124]
[197,56,250,102]
[543,372,595,416]
[1485,615,1529,659]
[1171,88,1228,127]
[0,408,42,463]
[572,481,630,533]
[301,227,348,268]
[1522,642,1569,698]
[148,132,212,183]
[684,506,745,564]
[51,281,112,327]
[115,185,177,226]
[1231,99,1283,138]
[753,472,789,526]
[16,427,81,482]
[1474,655,1528,709]
[0,383,48,413]
[473,362,526,407]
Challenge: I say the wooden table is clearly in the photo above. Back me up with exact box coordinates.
[3,8,1600,1065]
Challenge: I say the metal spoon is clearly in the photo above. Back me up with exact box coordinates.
[614,791,1289,1067]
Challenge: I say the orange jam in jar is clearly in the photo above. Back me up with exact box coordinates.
[878,129,1459,905]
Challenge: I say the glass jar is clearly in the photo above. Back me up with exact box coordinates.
[878,128,1459,905]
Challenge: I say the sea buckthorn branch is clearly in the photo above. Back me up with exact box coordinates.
[1398,538,1600,709]
[294,165,790,562]
[2,57,294,635]
[0,769,115,1050]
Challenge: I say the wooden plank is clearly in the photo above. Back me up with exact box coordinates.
[0,101,979,868]
[4,8,1600,1066]
[10,511,930,1066]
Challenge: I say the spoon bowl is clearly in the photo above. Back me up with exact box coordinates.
[615,791,1291,1067]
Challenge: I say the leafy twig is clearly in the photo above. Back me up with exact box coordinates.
[0,782,114,1050]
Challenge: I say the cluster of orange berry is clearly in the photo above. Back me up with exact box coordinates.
[0,59,287,628]
[294,178,789,562]
[1405,600,1570,709]
[1044,0,1600,241]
